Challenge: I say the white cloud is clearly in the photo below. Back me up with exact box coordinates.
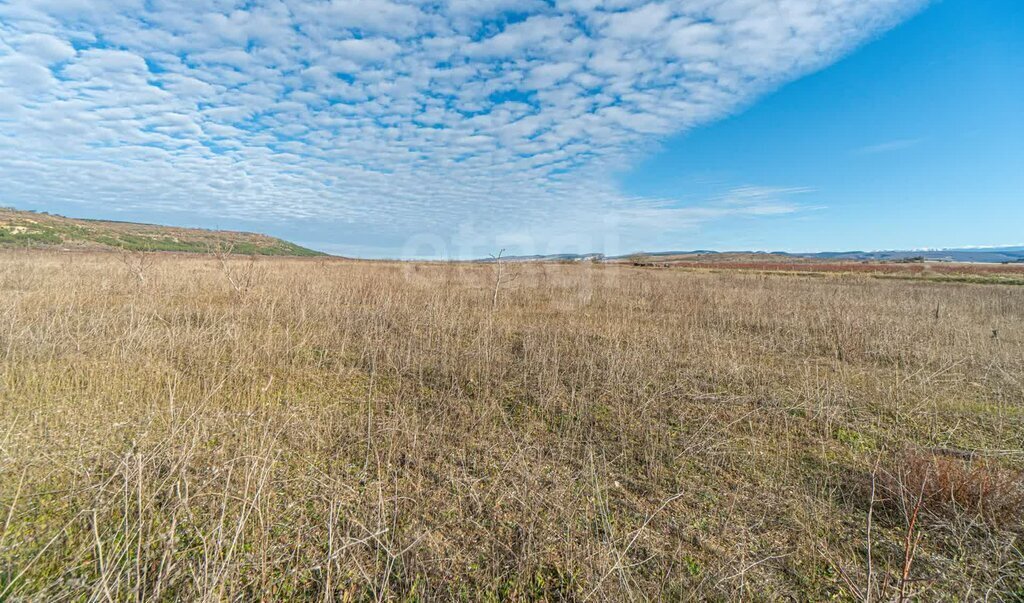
[13,33,77,63]
[855,138,923,155]
[526,61,578,88]
[0,0,928,257]
[329,38,402,63]
[298,0,425,38]
[62,48,148,76]
[467,15,572,58]
[0,54,56,93]
[601,3,674,39]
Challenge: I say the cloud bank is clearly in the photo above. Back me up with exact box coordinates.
[0,0,925,257]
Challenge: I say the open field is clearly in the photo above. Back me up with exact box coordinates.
[1,250,1022,600]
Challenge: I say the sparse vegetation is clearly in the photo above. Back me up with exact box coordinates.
[0,250,1021,600]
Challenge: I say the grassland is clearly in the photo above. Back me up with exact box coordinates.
[0,208,323,256]
[0,250,1021,600]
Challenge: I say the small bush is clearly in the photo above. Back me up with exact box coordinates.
[878,449,1024,527]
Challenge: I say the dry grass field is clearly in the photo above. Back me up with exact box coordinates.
[1,250,1022,601]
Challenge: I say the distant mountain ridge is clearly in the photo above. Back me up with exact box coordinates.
[790,247,1024,263]
[0,208,324,256]
[486,247,1024,264]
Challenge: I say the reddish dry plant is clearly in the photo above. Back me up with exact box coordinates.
[879,450,1024,528]
[832,452,1023,603]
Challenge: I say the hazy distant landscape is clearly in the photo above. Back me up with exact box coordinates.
[4,208,1023,284]
[495,247,1024,265]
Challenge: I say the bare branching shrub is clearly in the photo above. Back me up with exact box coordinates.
[628,253,653,267]
[118,248,154,284]
[211,243,264,295]
[489,248,521,309]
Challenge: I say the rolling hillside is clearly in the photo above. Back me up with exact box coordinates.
[0,208,324,256]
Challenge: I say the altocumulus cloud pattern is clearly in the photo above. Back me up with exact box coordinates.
[0,0,925,256]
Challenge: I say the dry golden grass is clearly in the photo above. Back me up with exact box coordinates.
[0,250,1021,601]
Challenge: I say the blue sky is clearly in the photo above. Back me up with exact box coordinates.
[0,0,1018,258]
[620,0,1024,253]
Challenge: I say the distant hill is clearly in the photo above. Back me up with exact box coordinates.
[0,208,324,256]
[794,248,1024,263]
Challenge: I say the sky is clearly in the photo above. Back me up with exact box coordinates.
[0,0,1019,258]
